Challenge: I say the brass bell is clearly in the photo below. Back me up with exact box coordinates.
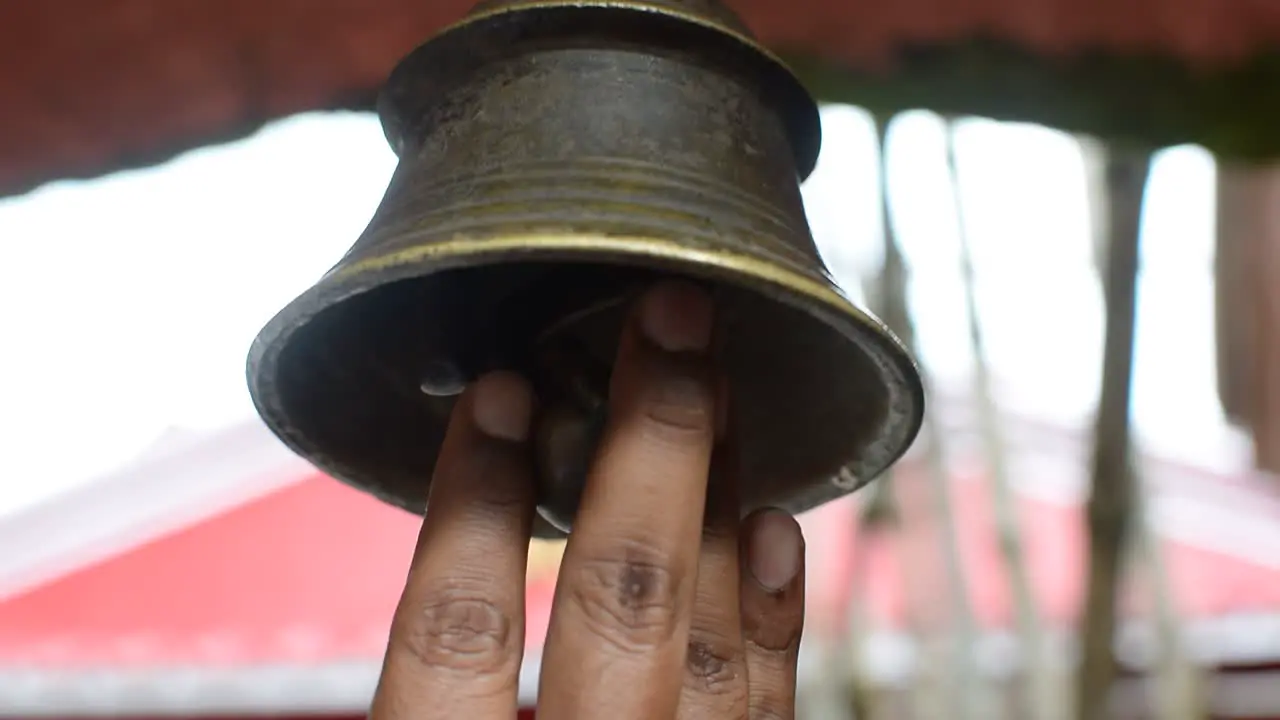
[246,0,924,538]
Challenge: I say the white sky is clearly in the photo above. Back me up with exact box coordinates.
[0,105,1237,517]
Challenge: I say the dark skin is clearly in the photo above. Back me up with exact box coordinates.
[370,281,807,719]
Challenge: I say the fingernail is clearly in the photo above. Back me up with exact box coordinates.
[639,281,713,352]
[471,371,534,442]
[747,509,802,591]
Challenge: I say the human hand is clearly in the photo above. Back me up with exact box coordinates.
[370,281,807,718]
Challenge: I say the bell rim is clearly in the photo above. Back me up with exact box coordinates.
[377,0,823,178]
[247,232,926,518]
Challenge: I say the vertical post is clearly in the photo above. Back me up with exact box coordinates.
[945,117,1061,720]
[1129,458,1206,720]
[1075,145,1152,720]
[841,489,896,720]
[873,113,985,720]
[1215,163,1280,473]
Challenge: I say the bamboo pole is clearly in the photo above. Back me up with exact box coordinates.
[1079,137,1110,275]
[1130,459,1206,720]
[873,113,986,720]
[842,484,897,720]
[943,117,1062,720]
[1074,144,1152,720]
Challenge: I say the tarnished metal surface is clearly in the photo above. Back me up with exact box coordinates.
[247,0,923,536]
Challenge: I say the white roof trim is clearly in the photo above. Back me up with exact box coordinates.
[7,619,1280,718]
[0,420,311,602]
[2,660,385,717]
[838,614,1280,688]
[1,656,542,717]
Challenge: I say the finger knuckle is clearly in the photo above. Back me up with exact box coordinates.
[637,373,715,442]
[747,624,802,656]
[700,516,738,547]
[685,635,746,696]
[445,450,533,517]
[743,593,804,655]
[565,545,686,653]
[748,697,794,720]
[395,585,516,674]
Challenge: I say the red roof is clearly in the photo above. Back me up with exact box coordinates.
[1,394,1278,715]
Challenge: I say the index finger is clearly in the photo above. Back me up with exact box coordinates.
[371,372,537,720]
[536,281,719,718]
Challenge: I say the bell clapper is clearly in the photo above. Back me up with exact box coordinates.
[533,399,607,533]
[529,331,612,534]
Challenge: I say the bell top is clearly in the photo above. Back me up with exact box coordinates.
[377,0,821,178]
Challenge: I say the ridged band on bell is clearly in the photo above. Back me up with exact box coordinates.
[246,0,925,538]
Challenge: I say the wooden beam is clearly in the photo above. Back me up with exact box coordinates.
[1216,163,1280,475]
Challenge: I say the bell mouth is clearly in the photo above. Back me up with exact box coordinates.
[246,232,924,537]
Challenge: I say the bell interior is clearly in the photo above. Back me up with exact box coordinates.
[265,258,896,527]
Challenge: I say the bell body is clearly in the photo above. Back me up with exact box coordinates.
[246,0,924,537]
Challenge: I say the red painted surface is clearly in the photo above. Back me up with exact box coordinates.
[3,462,1279,669]
[0,472,840,667]
[0,474,417,668]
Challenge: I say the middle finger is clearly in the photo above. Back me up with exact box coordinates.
[537,281,719,718]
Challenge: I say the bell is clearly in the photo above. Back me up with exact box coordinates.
[246,0,924,538]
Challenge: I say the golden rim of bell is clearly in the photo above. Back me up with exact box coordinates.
[329,230,917,377]
[249,228,924,499]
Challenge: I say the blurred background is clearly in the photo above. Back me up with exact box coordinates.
[1,1,1279,719]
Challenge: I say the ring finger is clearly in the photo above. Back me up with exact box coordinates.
[740,508,806,720]
[678,439,751,718]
